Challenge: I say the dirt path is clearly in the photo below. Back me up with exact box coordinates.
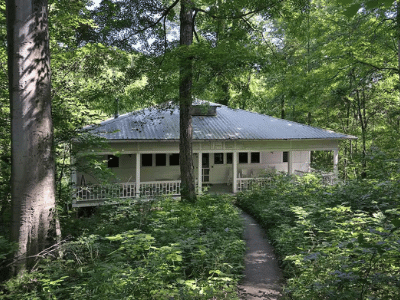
[238,212,284,300]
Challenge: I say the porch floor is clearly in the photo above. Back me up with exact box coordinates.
[203,183,233,195]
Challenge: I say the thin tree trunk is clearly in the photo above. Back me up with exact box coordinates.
[355,88,367,179]
[179,0,196,202]
[6,0,57,274]
[281,95,285,119]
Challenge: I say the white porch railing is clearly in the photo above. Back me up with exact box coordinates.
[237,177,273,192]
[74,180,181,205]
[294,169,336,185]
[139,181,181,197]
[75,182,137,202]
[321,172,336,185]
[73,172,337,206]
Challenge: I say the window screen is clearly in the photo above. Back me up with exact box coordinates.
[156,154,166,166]
[283,151,289,163]
[239,152,248,163]
[214,153,224,164]
[142,154,152,166]
[226,153,233,164]
[251,152,260,163]
[107,155,119,168]
[169,154,180,166]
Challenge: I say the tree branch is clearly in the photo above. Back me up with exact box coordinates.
[1,237,72,271]
[195,7,263,20]
[135,0,180,34]
[240,16,278,59]
[51,55,90,100]
[353,57,398,73]
[193,10,200,42]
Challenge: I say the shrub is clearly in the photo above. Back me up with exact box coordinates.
[236,174,400,300]
[1,195,245,300]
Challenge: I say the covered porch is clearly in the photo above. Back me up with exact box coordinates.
[72,144,339,207]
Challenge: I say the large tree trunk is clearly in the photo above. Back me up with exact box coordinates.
[6,0,57,274]
[397,0,400,85]
[179,0,196,202]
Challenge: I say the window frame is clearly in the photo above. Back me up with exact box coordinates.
[250,152,260,164]
[283,151,289,163]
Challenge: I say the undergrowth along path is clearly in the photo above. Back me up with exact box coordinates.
[238,212,284,300]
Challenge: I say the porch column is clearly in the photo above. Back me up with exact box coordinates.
[198,152,202,194]
[287,151,293,174]
[70,156,77,188]
[333,149,339,176]
[136,153,141,197]
[233,151,238,193]
[70,156,77,206]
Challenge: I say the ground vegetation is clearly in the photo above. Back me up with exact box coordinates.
[237,174,400,299]
[1,195,245,299]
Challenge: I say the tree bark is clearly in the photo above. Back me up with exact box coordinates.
[179,0,196,202]
[397,0,400,85]
[355,88,367,179]
[280,95,285,119]
[6,0,57,274]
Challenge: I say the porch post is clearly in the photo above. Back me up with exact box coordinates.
[288,151,293,174]
[233,151,238,193]
[70,155,77,206]
[70,156,77,188]
[333,149,339,176]
[136,153,141,197]
[198,152,202,194]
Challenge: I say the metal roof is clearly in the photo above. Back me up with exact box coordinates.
[88,102,356,141]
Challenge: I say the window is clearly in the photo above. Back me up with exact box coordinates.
[283,151,289,163]
[251,152,260,163]
[156,154,166,166]
[169,154,180,166]
[107,155,119,168]
[142,154,153,166]
[214,153,224,164]
[239,152,248,164]
[226,153,233,164]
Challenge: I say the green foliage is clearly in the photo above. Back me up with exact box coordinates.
[237,175,400,299]
[251,0,400,180]
[1,195,245,299]
[337,0,395,17]
[0,236,16,261]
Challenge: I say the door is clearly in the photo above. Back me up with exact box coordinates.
[202,153,210,183]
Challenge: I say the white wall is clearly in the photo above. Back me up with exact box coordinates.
[193,151,311,184]
[237,151,310,178]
